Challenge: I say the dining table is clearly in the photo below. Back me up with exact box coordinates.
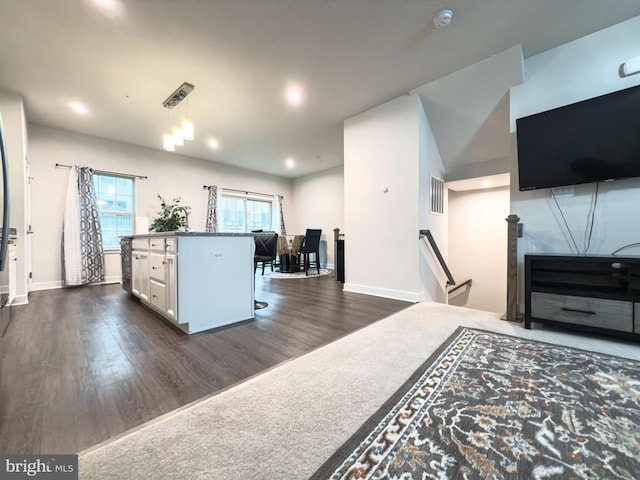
[277,234,305,273]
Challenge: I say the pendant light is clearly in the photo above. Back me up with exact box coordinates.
[182,97,194,141]
[163,133,175,152]
[161,82,195,151]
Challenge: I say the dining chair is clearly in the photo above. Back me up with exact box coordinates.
[299,229,322,275]
[253,231,279,275]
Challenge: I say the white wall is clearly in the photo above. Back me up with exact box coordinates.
[448,186,509,313]
[28,124,292,290]
[290,166,344,269]
[418,98,447,304]
[510,16,640,308]
[344,94,446,302]
[0,90,29,305]
[511,17,640,303]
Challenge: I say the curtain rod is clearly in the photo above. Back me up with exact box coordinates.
[203,185,282,199]
[55,163,147,180]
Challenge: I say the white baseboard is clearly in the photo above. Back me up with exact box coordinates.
[31,280,63,291]
[10,294,29,306]
[343,283,423,303]
[31,277,121,292]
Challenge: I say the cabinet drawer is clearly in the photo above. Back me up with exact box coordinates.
[531,292,633,332]
[149,238,165,251]
[149,279,166,311]
[149,253,166,282]
[165,238,176,253]
[132,238,149,250]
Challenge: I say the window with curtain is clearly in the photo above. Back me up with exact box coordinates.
[220,194,272,232]
[93,173,134,249]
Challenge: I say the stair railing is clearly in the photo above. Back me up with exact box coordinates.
[419,229,472,303]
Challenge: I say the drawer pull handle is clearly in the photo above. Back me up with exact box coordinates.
[561,307,596,315]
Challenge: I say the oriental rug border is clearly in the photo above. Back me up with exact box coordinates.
[311,327,640,479]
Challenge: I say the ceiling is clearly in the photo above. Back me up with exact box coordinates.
[1,1,640,179]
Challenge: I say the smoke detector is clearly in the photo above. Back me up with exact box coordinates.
[434,9,453,28]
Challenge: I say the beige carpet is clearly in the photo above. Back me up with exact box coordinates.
[79,302,640,479]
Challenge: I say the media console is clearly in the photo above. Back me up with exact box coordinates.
[525,254,640,340]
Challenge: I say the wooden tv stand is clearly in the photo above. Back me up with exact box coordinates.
[524,253,640,340]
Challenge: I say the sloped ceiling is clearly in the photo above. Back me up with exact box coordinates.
[414,45,524,182]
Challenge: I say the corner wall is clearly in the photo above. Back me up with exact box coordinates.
[448,186,509,314]
[344,94,446,302]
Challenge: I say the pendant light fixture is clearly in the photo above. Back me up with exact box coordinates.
[181,96,195,141]
[163,108,175,151]
[163,133,176,152]
[161,82,195,151]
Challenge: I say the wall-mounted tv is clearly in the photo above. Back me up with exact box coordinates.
[516,84,640,191]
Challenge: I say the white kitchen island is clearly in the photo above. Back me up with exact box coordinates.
[121,232,255,334]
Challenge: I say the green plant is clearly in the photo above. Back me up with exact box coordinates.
[149,195,190,232]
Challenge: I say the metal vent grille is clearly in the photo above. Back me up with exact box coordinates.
[430,176,445,215]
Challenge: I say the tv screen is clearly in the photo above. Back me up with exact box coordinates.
[516,84,640,191]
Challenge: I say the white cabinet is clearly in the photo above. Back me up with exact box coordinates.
[131,251,149,301]
[148,247,173,317]
[166,253,177,321]
[149,279,167,312]
[124,233,254,334]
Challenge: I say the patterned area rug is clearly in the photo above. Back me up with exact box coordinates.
[264,268,333,279]
[311,327,640,480]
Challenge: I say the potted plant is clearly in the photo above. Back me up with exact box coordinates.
[149,195,190,232]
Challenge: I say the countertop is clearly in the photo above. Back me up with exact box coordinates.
[122,232,254,238]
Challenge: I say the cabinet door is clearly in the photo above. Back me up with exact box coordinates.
[132,251,149,301]
[150,279,166,312]
[166,254,177,321]
[149,252,166,283]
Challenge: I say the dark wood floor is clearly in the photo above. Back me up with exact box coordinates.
[0,273,410,454]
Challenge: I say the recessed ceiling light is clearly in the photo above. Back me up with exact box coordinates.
[285,85,304,106]
[70,102,88,115]
[481,180,491,188]
[208,138,220,150]
[285,158,295,168]
[93,0,124,17]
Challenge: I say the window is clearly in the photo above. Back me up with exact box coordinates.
[93,173,134,250]
[220,194,272,232]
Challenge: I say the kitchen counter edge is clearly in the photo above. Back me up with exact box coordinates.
[121,232,255,238]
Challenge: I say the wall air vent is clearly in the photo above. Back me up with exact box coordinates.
[430,176,445,215]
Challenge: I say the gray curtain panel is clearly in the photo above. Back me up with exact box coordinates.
[205,185,218,232]
[62,166,105,286]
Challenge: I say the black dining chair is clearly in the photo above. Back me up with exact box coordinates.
[299,229,321,276]
[254,231,279,275]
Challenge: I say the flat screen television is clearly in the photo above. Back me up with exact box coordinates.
[516,84,640,191]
